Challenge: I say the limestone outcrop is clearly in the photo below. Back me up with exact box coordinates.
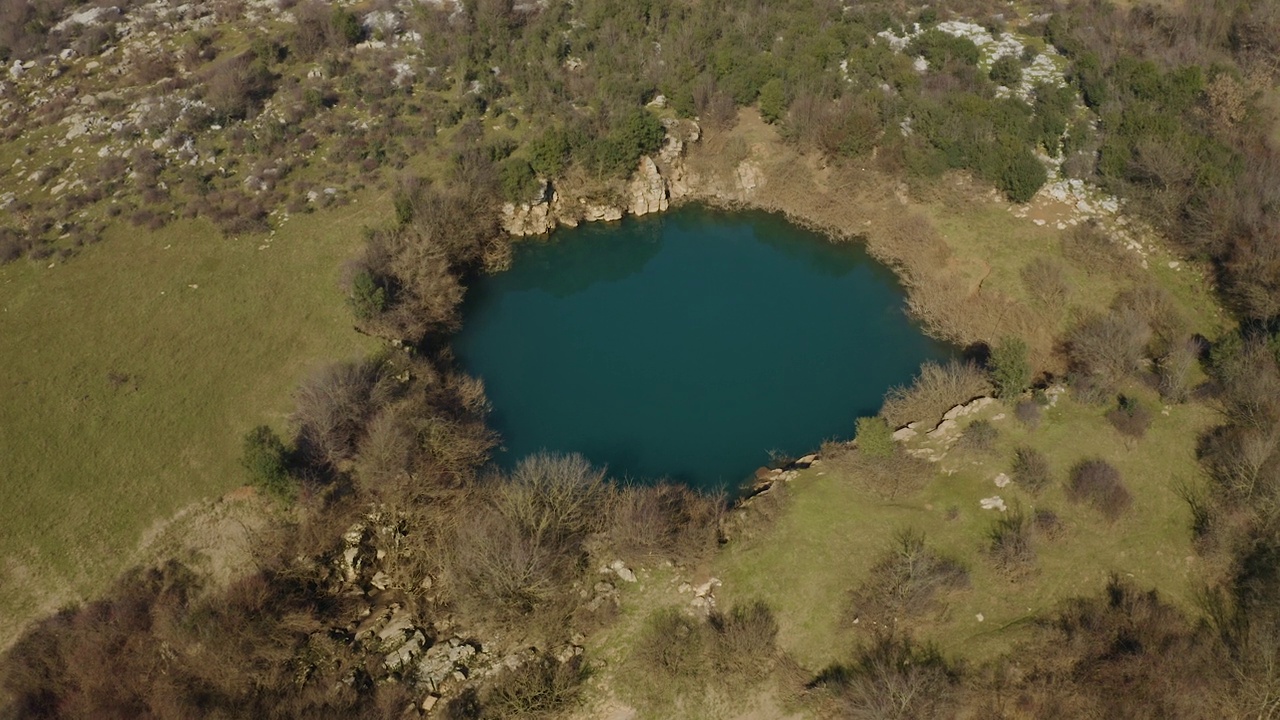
[496,118,701,236]
[500,199,555,236]
[627,156,668,216]
[500,180,555,236]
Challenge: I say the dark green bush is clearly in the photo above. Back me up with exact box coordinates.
[758,78,786,124]
[990,336,1032,398]
[997,148,1048,203]
[241,425,292,499]
[989,56,1023,86]
[348,270,387,320]
[908,29,980,68]
[330,7,363,46]
[499,158,539,203]
[856,416,895,459]
[528,131,570,178]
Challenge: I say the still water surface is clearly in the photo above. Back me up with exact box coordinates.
[454,206,950,491]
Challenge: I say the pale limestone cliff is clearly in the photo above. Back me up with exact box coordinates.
[627,156,668,216]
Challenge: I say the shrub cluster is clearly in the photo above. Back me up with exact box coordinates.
[848,529,969,627]
[1067,459,1132,520]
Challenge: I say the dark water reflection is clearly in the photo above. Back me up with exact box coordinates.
[455,205,951,491]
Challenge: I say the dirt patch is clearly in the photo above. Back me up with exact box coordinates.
[130,490,274,593]
[0,557,79,654]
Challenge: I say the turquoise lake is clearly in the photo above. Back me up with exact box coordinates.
[454,205,951,492]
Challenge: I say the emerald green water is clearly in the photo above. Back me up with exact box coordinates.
[454,206,950,492]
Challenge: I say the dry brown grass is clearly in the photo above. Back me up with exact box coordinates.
[881,360,991,429]
[683,109,1072,365]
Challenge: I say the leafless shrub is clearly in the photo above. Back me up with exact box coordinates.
[1061,220,1136,277]
[1065,309,1152,397]
[501,452,609,540]
[354,410,415,492]
[292,359,387,470]
[447,503,569,616]
[1021,255,1070,308]
[1067,459,1132,520]
[604,483,722,564]
[849,529,969,627]
[1107,395,1153,442]
[1113,285,1187,353]
[0,229,26,264]
[1199,424,1280,504]
[708,601,779,681]
[631,607,708,682]
[1033,508,1063,538]
[1015,398,1042,428]
[132,52,176,85]
[811,632,958,720]
[1022,575,1228,719]
[1213,340,1280,431]
[202,52,276,122]
[484,653,587,719]
[182,30,218,68]
[1159,336,1202,403]
[881,360,991,428]
[988,505,1036,573]
[825,446,935,500]
[445,454,610,620]
[958,419,998,452]
[1011,446,1052,495]
[363,229,464,342]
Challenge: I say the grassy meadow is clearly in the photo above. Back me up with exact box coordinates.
[0,202,379,644]
[715,389,1216,671]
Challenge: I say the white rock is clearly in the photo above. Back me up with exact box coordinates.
[627,156,668,216]
[980,496,1007,512]
[928,418,958,439]
[735,160,763,194]
[993,473,1011,488]
[609,559,637,583]
[363,10,400,34]
[54,6,110,33]
[377,613,415,642]
[383,631,425,669]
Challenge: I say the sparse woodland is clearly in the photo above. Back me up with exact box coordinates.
[4,0,1280,717]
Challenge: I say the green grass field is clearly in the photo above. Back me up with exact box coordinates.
[0,202,380,644]
[714,387,1216,671]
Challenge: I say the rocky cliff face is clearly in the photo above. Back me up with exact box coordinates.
[498,118,704,237]
[627,156,668,216]
[496,116,773,238]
